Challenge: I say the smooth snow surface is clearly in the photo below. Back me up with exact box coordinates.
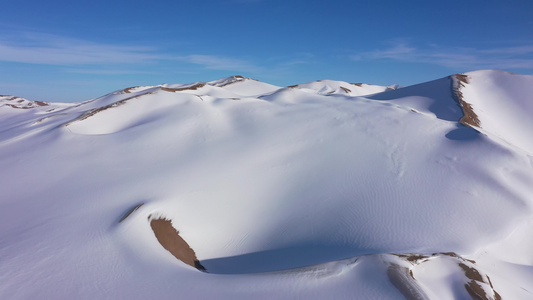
[1,72,533,299]
[455,70,533,155]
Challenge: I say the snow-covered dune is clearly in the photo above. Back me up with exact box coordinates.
[1,71,533,299]
[453,70,533,155]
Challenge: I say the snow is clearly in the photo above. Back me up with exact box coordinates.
[1,70,533,299]
[454,70,533,155]
[290,79,396,96]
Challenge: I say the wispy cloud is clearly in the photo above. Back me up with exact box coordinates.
[480,45,533,55]
[0,30,262,74]
[180,54,261,72]
[360,43,417,60]
[0,32,159,65]
[277,52,316,66]
[0,29,331,80]
[352,41,533,70]
[64,68,156,75]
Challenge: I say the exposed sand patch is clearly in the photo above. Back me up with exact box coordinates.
[121,86,140,94]
[393,253,429,263]
[340,86,352,93]
[66,83,208,126]
[459,263,501,300]
[388,252,501,300]
[440,252,500,299]
[149,216,206,272]
[161,83,206,92]
[217,75,244,86]
[210,75,250,88]
[452,74,481,128]
[1,96,49,109]
[32,113,69,126]
[120,84,204,94]
[439,251,476,264]
[64,92,154,125]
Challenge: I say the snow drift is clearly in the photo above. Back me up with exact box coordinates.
[1,71,533,299]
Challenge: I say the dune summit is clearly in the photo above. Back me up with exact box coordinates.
[1,70,533,299]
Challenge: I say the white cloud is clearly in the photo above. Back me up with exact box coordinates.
[64,68,156,75]
[352,41,533,70]
[0,32,159,65]
[367,43,417,60]
[0,30,262,73]
[480,45,533,55]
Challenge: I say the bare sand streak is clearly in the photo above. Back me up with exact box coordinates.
[149,217,206,272]
[453,74,481,128]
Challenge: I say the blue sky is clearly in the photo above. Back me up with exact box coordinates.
[1,0,532,102]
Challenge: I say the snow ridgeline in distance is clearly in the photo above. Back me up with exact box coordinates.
[1,70,533,299]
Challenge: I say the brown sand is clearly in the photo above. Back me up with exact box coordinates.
[459,263,501,300]
[161,83,206,92]
[64,90,155,125]
[66,83,212,126]
[122,86,139,94]
[340,86,352,93]
[1,96,49,109]
[149,218,206,272]
[452,74,481,128]
[393,253,429,263]
[390,252,500,300]
[215,75,248,87]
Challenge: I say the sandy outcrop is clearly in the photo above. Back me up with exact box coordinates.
[452,74,481,128]
[149,217,206,272]
[387,252,501,300]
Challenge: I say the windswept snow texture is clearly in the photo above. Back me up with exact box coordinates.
[1,72,533,299]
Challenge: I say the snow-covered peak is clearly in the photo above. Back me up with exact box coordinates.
[207,75,249,87]
[207,75,282,97]
[290,79,396,96]
[115,85,159,95]
[0,95,49,110]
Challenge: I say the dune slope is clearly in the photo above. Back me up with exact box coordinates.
[1,71,533,299]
